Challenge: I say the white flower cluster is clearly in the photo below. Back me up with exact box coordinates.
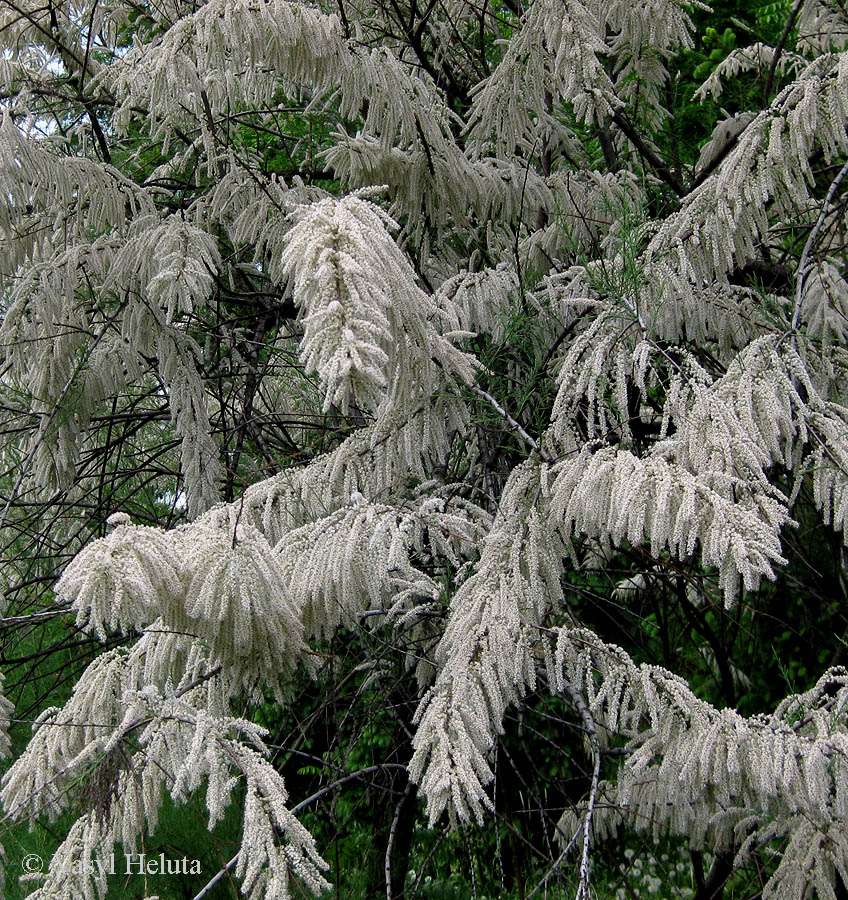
[7,0,848,895]
[106,0,456,184]
[466,0,616,152]
[278,494,487,640]
[108,214,221,326]
[58,524,185,640]
[281,193,476,420]
[57,516,306,698]
[410,461,566,823]
[5,681,328,900]
[646,52,848,345]
[547,627,848,900]
[281,196,411,414]
[693,44,801,103]
[0,122,223,511]
[549,446,790,603]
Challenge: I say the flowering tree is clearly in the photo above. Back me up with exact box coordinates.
[2,0,848,897]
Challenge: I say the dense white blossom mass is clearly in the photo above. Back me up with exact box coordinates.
[1,0,848,898]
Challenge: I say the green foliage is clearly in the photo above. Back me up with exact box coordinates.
[693,27,737,82]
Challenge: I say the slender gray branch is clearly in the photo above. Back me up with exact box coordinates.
[792,157,848,333]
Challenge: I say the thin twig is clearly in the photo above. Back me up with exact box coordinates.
[0,605,73,627]
[561,679,602,900]
[468,382,552,463]
[385,780,415,900]
[525,679,602,900]
[524,819,584,900]
[762,0,804,105]
[791,157,848,334]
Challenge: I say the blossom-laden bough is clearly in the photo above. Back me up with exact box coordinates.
[3,0,848,898]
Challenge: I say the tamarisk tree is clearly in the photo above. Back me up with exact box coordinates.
[3,0,848,897]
